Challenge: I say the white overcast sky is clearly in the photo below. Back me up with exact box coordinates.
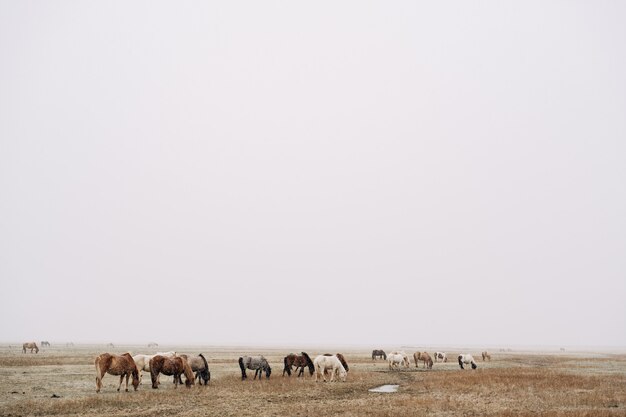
[1,1,625,348]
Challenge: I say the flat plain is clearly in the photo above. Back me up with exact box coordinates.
[0,344,624,416]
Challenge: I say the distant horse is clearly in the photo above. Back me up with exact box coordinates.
[372,349,387,360]
[107,343,115,348]
[22,342,39,354]
[389,351,410,367]
[434,352,447,363]
[132,351,176,384]
[482,351,491,361]
[94,352,139,393]
[388,352,406,370]
[283,352,314,377]
[458,354,478,370]
[147,342,159,348]
[149,355,194,388]
[176,354,211,385]
[414,352,433,369]
[66,342,74,347]
[239,356,271,380]
[314,355,347,382]
[41,341,50,348]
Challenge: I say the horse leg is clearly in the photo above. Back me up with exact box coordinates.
[117,375,124,392]
[125,373,130,392]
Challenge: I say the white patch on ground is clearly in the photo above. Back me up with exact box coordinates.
[369,384,399,393]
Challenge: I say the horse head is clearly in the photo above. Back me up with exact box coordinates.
[131,369,140,390]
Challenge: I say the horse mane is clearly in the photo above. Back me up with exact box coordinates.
[301,352,314,375]
[335,353,349,372]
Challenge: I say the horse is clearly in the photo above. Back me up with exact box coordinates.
[239,356,271,380]
[387,352,406,370]
[458,354,478,370]
[94,353,140,393]
[434,352,447,363]
[41,341,50,348]
[149,355,194,388]
[22,342,39,354]
[313,355,347,382]
[414,352,433,369]
[132,351,176,384]
[147,342,158,348]
[176,354,211,385]
[482,351,491,361]
[372,349,387,360]
[324,353,349,372]
[283,352,314,377]
[107,343,115,348]
[389,351,410,367]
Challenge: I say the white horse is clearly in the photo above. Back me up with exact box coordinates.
[133,351,176,384]
[458,354,477,370]
[313,355,347,382]
[434,352,447,363]
[387,353,406,370]
[389,351,410,367]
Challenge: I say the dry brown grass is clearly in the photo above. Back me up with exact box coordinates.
[0,345,624,416]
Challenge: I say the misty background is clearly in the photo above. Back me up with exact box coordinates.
[1,1,624,347]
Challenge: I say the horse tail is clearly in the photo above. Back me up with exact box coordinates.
[458,355,464,369]
[94,356,102,392]
[238,357,247,380]
[150,357,160,388]
[301,352,314,376]
[382,351,386,360]
[283,355,291,376]
[199,354,210,384]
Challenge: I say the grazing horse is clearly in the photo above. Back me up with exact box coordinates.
[176,354,211,385]
[41,341,50,348]
[434,352,447,363]
[482,351,491,361]
[458,354,478,370]
[314,355,347,382]
[239,356,271,380]
[414,352,433,369]
[283,352,315,377]
[133,351,176,384]
[22,342,39,354]
[147,342,158,348]
[388,352,406,370]
[149,355,194,388]
[324,353,349,372]
[389,351,410,367]
[94,353,139,393]
[372,349,387,360]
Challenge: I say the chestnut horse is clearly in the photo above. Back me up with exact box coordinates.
[413,351,433,369]
[482,351,491,361]
[283,352,315,377]
[150,355,194,388]
[22,342,39,354]
[94,353,139,393]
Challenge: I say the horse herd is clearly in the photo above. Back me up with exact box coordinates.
[371,349,490,371]
[18,342,492,392]
[92,350,353,392]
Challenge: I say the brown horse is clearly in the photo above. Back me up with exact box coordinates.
[22,342,39,354]
[283,352,315,377]
[413,352,433,369]
[150,355,194,388]
[94,353,139,393]
[482,351,491,361]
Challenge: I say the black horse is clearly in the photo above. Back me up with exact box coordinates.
[372,349,387,360]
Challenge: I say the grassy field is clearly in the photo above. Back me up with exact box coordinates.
[0,344,624,416]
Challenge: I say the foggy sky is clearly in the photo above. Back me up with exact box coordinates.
[1,1,625,347]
